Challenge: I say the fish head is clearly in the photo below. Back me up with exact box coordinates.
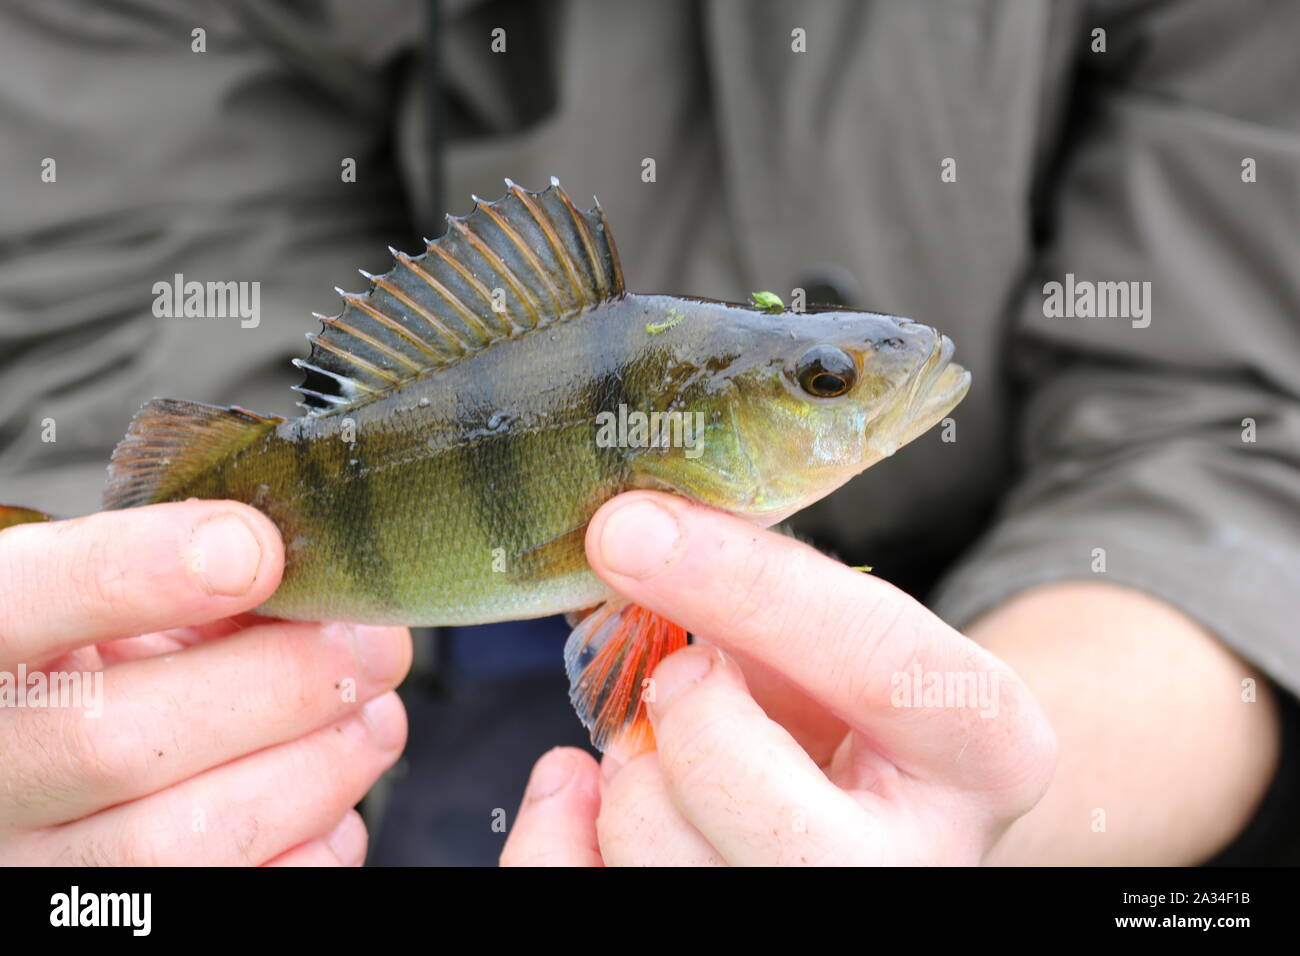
[631,305,970,525]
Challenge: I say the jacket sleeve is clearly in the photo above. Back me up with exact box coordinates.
[930,0,1300,694]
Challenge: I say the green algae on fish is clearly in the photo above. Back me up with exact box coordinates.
[645,307,685,335]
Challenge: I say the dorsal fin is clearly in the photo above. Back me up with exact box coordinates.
[103,399,284,509]
[294,178,625,414]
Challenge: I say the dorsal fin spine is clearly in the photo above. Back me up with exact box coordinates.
[293,357,378,394]
[510,184,586,301]
[475,200,567,312]
[449,216,544,328]
[325,297,442,364]
[296,388,348,407]
[391,250,499,343]
[594,200,625,297]
[340,291,455,361]
[320,315,424,372]
[424,237,523,335]
[367,274,473,353]
[309,333,401,384]
[556,188,608,298]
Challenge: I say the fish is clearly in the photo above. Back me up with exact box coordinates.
[0,179,970,759]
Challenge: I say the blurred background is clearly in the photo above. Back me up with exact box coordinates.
[2,0,1298,864]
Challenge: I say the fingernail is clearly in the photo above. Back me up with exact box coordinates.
[352,625,410,683]
[651,649,714,712]
[326,812,367,866]
[187,514,263,596]
[361,692,407,750]
[598,499,681,579]
[524,748,576,801]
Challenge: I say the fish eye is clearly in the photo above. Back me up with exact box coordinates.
[795,345,857,398]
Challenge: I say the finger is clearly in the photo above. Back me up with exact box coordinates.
[31,692,406,866]
[0,500,284,666]
[722,646,849,766]
[2,619,411,828]
[596,754,727,866]
[648,646,872,865]
[94,633,191,664]
[500,748,604,867]
[96,613,277,665]
[586,492,1052,792]
[33,645,105,679]
[264,811,368,867]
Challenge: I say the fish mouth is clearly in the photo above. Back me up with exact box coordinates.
[869,333,971,456]
[915,358,970,422]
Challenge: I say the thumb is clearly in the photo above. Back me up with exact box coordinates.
[0,499,284,667]
[500,747,604,867]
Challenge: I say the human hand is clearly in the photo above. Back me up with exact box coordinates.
[0,500,410,866]
[502,491,1056,865]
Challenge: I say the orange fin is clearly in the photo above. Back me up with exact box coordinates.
[564,598,688,760]
[0,505,55,531]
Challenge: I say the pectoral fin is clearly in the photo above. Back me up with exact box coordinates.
[563,598,688,761]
